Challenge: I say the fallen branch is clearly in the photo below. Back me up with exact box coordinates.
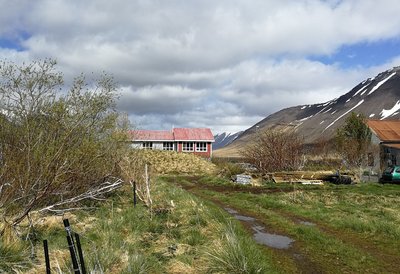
[38,177,123,213]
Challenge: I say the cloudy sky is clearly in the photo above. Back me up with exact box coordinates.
[1,0,400,134]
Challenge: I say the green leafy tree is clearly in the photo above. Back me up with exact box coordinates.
[335,112,372,168]
[0,59,128,234]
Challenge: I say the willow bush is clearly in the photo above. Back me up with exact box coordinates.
[0,59,128,235]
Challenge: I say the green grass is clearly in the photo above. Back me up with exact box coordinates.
[2,176,279,273]
[0,242,31,273]
[178,175,400,273]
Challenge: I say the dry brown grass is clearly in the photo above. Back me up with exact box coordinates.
[132,149,217,175]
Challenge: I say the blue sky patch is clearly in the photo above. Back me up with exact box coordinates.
[0,32,30,52]
[311,39,400,68]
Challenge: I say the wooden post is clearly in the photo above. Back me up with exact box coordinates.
[145,164,152,207]
[43,239,51,274]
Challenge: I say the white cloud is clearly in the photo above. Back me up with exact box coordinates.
[1,0,400,133]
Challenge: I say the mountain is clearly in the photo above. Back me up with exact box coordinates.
[215,66,400,157]
[213,131,243,150]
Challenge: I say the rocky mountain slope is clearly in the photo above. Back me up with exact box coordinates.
[213,131,243,150]
[215,66,400,157]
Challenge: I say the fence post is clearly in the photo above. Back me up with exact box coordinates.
[133,180,137,207]
[75,233,86,274]
[63,219,80,274]
[66,235,80,274]
[43,239,51,274]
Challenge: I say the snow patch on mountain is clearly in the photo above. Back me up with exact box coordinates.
[353,84,369,97]
[380,100,400,120]
[324,99,364,131]
[214,131,243,150]
[299,115,313,122]
[368,72,396,95]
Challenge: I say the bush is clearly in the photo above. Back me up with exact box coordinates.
[241,129,304,173]
[0,59,128,232]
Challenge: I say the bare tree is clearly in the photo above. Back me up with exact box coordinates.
[241,129,304,173]
[0,59,128,235]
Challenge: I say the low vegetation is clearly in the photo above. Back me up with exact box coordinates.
[130,149,217,175]
[2,178,276,273]
[175,176,400,273]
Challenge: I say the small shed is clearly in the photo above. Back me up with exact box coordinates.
[367,119,400,171]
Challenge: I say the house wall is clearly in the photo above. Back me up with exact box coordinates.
[176,142,212,158]
[131,141,165,150]
[132,141,212,158]
[153,142,163,150]
[131,142,142,149]
[381,145,400,168]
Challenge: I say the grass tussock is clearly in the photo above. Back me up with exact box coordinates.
[206,221,274,274]
[2,176,274,273]
[0,242,31,273]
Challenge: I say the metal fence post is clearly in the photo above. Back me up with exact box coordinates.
[63,219,80,274]
[75,233,86,274]
[43,239,51,274]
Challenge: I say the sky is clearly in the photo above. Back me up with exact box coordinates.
[1,0,400,134]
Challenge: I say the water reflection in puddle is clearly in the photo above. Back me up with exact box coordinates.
[224,207,238,214]
[299,221,315,226]
[224,207,295,249]
[252,225,294,249]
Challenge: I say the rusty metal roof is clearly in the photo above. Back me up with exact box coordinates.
[367,119,400,142]
[383,143,400,150]
[173,128,214,141]
[130,128,214,142]
[130,130,174,141]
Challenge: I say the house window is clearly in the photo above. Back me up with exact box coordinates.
[367,153,374,167]
[196,142,207,152]
[142,142,153,149]
[163,142,174,151]
[182,142,194,152]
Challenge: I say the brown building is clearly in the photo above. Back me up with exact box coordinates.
[367,119,400,171]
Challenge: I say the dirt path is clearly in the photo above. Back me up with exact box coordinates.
[169,177,326,273]
[167,176,400,274]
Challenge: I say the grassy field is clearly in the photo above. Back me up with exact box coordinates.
[2,148,400,273]
[1,177,279,273]
[168,175,400,273]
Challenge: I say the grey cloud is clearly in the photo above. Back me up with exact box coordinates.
[2,0,400,133]
[117,85,207,115]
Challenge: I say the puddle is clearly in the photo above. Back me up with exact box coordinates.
[224,207,238,214]
[224,207,295,249]
[252,225,295,249]
[234,214,256,222]
[299,221,316,226]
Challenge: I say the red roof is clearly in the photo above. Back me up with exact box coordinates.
[173,128,214,141]
[131,128,214,142]
[131,130,174,141]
